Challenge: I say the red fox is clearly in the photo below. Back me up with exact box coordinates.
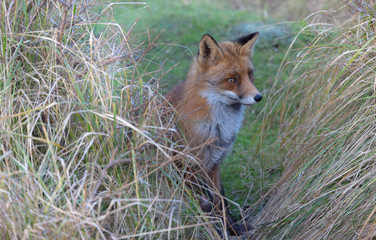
[166,32,261,236]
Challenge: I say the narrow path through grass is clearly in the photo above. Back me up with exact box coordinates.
[113,0,302,217]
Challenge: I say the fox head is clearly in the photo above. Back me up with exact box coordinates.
[195,32,262,107]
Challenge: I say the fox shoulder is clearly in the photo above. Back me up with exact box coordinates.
[165,82,185,107]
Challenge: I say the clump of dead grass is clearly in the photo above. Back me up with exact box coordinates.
[251,2,376,239]
[0,0,222,239]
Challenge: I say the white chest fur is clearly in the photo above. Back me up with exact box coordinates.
[195,90,246,170]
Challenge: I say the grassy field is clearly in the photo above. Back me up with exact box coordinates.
[3,0,376,239]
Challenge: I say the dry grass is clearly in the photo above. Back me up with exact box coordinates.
[4,0,376,239]
[250,2,376,239]
[0,0,225,238]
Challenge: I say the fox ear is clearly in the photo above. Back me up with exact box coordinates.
[197,34,222,65]
[237,32,259,57]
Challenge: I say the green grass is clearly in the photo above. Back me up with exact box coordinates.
[113,0,259,89]
[112,0,304,216]
[112,0,303,90]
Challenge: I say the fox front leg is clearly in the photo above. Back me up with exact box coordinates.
[208,164,253,236]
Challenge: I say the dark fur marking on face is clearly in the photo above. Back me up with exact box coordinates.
[229,102,242,111]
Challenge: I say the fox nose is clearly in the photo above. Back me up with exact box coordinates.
[254,94,263,102]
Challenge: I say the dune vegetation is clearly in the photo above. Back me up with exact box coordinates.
[0,1,209,238]
[1,0,376,239]
[250,2,376,239]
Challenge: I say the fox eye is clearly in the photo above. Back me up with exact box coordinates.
[227,78,237,84]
